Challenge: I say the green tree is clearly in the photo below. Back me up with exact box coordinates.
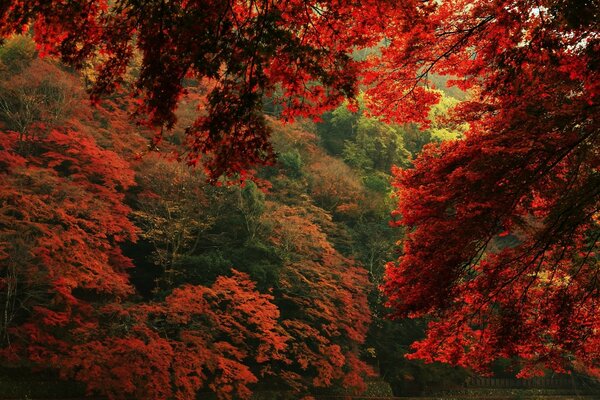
[344,116,411,173]
[317,102,359,156]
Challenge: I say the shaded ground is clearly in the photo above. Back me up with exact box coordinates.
[0,373,597,399]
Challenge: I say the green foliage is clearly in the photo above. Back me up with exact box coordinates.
[362,172,390,193]
[228,239,282,291]
[344,116,411,173]
[240,181,266,215]
[172,242,281,292]
[318,98,412,177]
[317,101,358,155]
[427,89,467,142]
[342,140,373,170]
[0,35,36,74]
[278,149,304,178]
[399,123,432,157]
[238,181,267,241]
[173,252,232,286]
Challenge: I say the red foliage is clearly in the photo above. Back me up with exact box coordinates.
[0,120,289,398]
[382,0,599,376]
[267,205,374,393]
[0,124,137,360]
[0,0,391,180]
[0,53,377,397]
[3,0,597,387]
[57,271,286,400]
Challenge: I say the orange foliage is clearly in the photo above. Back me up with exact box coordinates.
[266,204,374,393]
[57,271,286,400]
[307,157,364,211]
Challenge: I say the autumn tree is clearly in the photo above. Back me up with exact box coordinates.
[265,203,374,394]
[0,0,394,179]
[379,0,600,376]
[59,270,287,400]
[0,126,137,366]
[132,156,215,291]
[0,44,137,353]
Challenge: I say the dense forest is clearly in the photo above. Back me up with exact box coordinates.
[0,36,468,398]
[0,1,598,399]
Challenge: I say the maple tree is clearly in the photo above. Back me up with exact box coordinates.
[265,203,374,393]
[0,54,139,397]
[0,47,136,349]
[380,0,599,377]
[60,270,287,400]
[0,123,137,366]
[0,0,390,180]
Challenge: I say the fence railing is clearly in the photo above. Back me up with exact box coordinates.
[466,376,580,389]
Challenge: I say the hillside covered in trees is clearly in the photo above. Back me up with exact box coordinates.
[0,36,471,399]
[0,1,598,399]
